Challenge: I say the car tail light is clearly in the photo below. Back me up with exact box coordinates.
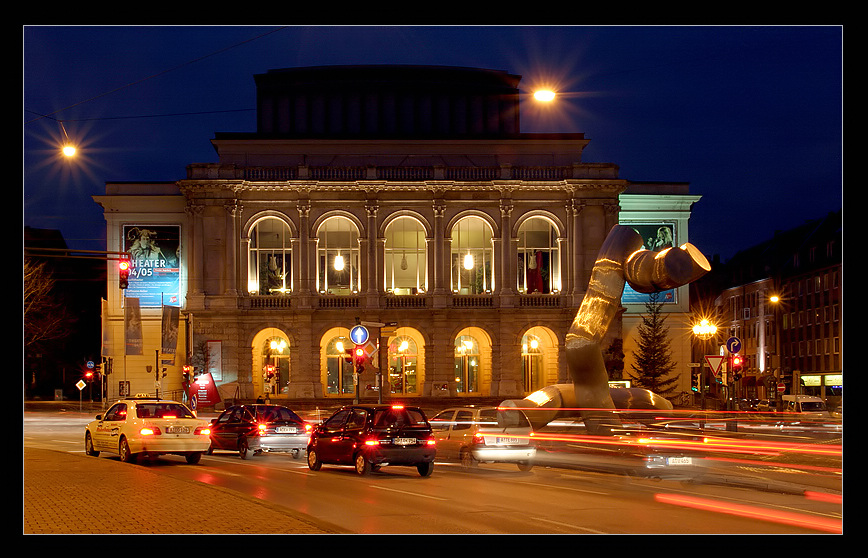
[257,423,267,435]
[140,426,161,436]
[304,423,313,433]
[426,437,436,446]
[194,426,210,436]
[472,432,485,444]
[364,439,380,446]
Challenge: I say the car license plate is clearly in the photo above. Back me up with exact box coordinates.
[276,426,297,434]
[666,456,692,465]
[166,426,190,434]
[497,437,520,444]
[395,438,415,445]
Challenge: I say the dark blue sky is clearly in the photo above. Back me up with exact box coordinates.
[23,25,842,262]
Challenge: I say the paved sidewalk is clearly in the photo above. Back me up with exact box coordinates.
[23,447,349,535]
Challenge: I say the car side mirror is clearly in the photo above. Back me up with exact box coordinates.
[95,414,102,420]
[210,418,217,424]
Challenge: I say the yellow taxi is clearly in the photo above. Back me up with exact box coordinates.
[85,396,212,464]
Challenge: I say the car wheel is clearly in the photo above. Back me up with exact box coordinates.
[307,447,322,471]
[417,461,434,477]
[85,432,99,457]
[460,448,477,468]
[119,437,137,463]
[516,461,534,472]
[238,438,249,459]
[354,453,371,475]
[185,452,202,465]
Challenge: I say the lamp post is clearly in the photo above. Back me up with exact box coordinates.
[692,318,718,411]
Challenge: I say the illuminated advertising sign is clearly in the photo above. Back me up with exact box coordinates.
[621,223,677,304]
[122,225,180,307]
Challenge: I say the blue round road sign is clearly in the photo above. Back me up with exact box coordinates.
[350,325,369,345]
[726,337,742,354]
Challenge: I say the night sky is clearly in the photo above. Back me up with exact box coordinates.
[23,25,842,262]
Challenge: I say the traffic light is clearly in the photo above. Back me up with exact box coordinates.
[118,258,131,289]
[354,345,365,374]
[691,370,701,392]
[731,354,743,381]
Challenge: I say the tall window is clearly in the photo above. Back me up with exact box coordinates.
[451,216,493,294]
[388,335,418,394]
[317,216,360,294]
[454,335,479,393]
[248,217,291,294]
[262,334,289,395]
[518,217,560,294]
[325,334,354,395]
[522,333,544,393]
[385,216,427,294]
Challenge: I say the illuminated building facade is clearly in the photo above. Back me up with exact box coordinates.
[714,210,842,405]
[94,65,700,404]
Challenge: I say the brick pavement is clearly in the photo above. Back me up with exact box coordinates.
[23,447,348,534]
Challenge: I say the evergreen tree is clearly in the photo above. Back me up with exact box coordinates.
[629,292,678,396]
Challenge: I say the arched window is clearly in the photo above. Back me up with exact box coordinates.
[325,334,354,395]
[454,335,480,393]
[317,216,360,294]
[451,216,493,294]
[518,217,560,294]
[262,333,289,395]
[521,333,544,393]
[248,217,292,295]
[388,335,418,394]
[385,216,427,294]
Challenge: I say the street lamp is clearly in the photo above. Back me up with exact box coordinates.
[533,89,556,102]
[692,318,718,411]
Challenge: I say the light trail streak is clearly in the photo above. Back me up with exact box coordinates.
[654,493,842,533]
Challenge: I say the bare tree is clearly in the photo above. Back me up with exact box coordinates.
[24,256,73,348]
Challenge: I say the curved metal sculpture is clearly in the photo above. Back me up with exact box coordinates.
[503,225,711,434]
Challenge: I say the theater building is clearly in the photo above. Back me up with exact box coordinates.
[94,65,701,404]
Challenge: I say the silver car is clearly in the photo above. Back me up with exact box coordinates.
[430,406,536,471]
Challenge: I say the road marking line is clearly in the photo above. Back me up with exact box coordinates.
[531,516,607,534]
[369,485,449,501]
[517,481,609,496]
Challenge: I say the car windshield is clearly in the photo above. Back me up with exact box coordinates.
[479,409,530,428]
[255,406,303,423]
[136,402,195,419]
[372,407,428,428]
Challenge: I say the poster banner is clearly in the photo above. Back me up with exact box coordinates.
[621,223,677,304]
[123,225,180,307]
[124,297,143,355]
[161,304,180,355]
[206,340,223,382]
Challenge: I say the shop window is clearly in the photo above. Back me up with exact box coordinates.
[325,335,355,395]
[451,216,493,294]
[388,335,418,394]
[248,217,291,294]
[385,216,427,294]
[454,335,479,393]
[518,217,560,294]
[261,334,289,395]
[317,216,360,294]
[522,333,545,393]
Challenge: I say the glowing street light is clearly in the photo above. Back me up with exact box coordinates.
[533,89,556,102]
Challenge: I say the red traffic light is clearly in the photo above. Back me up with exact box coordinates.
[732,354,743,369]
[355,346,365,358]
[118,258,131,289]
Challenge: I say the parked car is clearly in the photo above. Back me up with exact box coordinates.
[208,404,311,459]
[757,399,778,412]
[429,406,536,471]
[307,404,436,476]
[84,396,211,464]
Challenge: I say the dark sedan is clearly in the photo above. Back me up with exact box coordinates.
[307,404,436,476]
[208,404,311,459]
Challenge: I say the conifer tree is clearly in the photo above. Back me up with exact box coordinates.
[628,292,678,396]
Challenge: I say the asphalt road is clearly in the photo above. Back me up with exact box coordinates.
[23,403,843,535]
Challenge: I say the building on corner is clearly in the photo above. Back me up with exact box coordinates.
[93,65,702,405]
